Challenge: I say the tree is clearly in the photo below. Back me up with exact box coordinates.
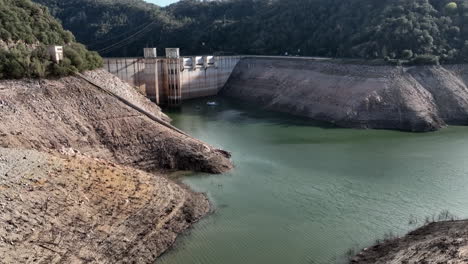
[445,2,458,13]
[31,0,468,63]
[0,0,103,79]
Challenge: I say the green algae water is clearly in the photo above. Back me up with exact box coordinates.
[158,97,468,264]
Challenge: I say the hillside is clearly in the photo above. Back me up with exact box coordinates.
[35,0,468,63]
[222,57,468,132]
[0,0,102,79]
[0,69,232,173]
[34,0,181,57]
[0,68,233,262]
[0,0,234,262]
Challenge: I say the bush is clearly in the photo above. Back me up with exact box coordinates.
[401,49,413,59]
[408,54,440,65]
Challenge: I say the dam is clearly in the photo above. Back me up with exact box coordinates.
[104,52,468,132]
[103,48,241,106]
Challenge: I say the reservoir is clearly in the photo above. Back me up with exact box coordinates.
[158,97,468,264]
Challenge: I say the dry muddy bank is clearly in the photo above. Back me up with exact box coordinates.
[0,70,233,263]
[222,58,468,132]
[0,148,211,263]
[0,69,232,173]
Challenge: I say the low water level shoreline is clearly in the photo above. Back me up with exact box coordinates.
[222,58,468,132]
[159,97,468,264]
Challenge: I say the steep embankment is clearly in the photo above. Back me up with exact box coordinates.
[0,69,232,173]
[351,220,468,264]
[222,58,468,132]
[0,69,232,263]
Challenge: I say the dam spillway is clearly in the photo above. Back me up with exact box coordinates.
[102,48,241,106]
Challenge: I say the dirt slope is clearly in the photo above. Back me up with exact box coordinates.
[351,220,468,264]
[0,147,210,263]
[0,70,232,173]
[222,58,468,132]
[0,69,233,263]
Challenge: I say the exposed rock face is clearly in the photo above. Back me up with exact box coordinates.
[0,70,232,173]
[0,148,211,263]
[351,220,468,264]
[222,58,468,131]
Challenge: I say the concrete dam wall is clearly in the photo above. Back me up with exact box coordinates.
[103,56,241,106]
[222,57,468,131]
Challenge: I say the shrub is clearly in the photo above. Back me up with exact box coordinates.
[408,54,440,65]
[401,49,413,59]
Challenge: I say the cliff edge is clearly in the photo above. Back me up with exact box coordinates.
[222,58,468,132]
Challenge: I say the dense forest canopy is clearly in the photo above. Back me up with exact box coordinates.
[33,0,468,64]
[0,0,102,79]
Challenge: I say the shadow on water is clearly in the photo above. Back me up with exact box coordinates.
[164,95,448,146]
[164,96,336,129]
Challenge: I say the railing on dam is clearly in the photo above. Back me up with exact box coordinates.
[103,51,242,107]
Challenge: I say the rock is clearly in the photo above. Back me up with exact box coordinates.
[352,220,468,263]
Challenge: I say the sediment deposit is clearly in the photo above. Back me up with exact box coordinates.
[222,58,468,131]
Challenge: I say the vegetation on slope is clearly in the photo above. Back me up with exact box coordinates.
[33,0,468,64]
[0,0,102,79]
[34,0,180,56]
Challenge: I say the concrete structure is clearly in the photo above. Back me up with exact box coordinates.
[48,46,63,63]
[165,48,180,58]
[144,48,159,104]
[103,48,241,106]
[103,57,146,93]
[143,48,157,58]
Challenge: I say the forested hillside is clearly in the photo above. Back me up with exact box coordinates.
[34,0,180,56]
[0,0,102,79]
[34,0,468,64]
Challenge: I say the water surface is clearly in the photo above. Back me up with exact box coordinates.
[158,97,468,264]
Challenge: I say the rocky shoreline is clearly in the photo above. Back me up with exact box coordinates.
[222,58,468,132]
[351,219,468,264]
[0,70,232,263]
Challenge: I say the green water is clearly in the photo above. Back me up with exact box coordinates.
[158,97,468,264]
